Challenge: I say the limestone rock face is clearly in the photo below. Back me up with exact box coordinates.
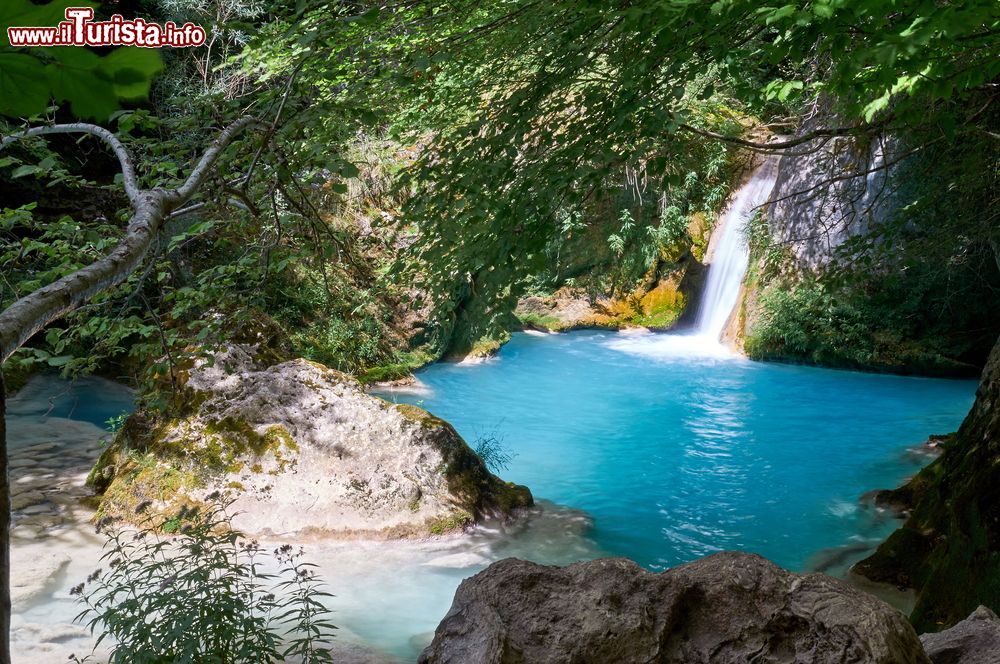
[764,98,901,271]
[920,606,1000,664]
[418,551,930,664]
[89,346,531,537]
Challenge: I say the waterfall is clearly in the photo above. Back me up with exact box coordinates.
[692,157,779,342]
[603,156,779,361]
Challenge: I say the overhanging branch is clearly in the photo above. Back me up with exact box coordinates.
[1,123,142,205]
[678,122,881,153]
[171,116,263,203]
[0,117,259,364]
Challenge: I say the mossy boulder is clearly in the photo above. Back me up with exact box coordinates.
[854,335,1000,632]
[88,345,532,538]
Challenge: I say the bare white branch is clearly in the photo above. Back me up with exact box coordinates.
[0,123,141,204]
[0,116,260,363]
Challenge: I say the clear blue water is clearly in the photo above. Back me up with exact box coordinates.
[381,330,978,573]
[7,373,134,430]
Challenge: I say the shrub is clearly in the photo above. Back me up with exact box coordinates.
[70,497,336,664]
[474,430,516,473]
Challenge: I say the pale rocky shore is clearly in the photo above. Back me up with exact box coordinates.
[9,415,109,663]
[4,374,403,662]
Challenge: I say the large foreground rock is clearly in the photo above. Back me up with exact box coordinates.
[919,606,1000,664]
[419,551,929,664]
[88,346,531,537]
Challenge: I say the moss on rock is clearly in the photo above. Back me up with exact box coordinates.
[428,510,474,535]
[87,408,300,524]
[395,402,533,525]
[87,348,533,538]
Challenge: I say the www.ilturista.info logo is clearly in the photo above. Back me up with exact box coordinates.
[7,7,206,48]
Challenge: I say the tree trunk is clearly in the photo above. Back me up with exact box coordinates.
[0,372,9,664]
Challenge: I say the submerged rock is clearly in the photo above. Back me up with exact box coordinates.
[87,346,531,537]
[419,551,929,664]
[920,606,1000,664]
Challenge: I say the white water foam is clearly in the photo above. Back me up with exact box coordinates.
[604,331,739,362]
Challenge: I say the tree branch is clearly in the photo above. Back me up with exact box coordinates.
[0,117,259,363]
[678,122,880,153]
[171,116,263,203]
[1,123,141,204]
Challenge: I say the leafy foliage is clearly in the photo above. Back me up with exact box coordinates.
[744,114,1000,374]
[266,0,999,351]
[70,498,336,664]
[0,0,162,120]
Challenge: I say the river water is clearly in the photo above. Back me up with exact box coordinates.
[9,334,977,661]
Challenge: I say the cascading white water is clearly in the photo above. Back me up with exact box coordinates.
[604,156,779,361]
[693,156,779,342]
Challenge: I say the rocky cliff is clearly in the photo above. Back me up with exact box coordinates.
[854,335,1000,632]
[737,103,999,374]
[764,117,899,271]
[87,345,531,537]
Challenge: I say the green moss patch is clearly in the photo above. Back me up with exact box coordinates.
[515,311,565,332]
[394,403,447,429]
[87,409,300,526]
[428,510,473,535]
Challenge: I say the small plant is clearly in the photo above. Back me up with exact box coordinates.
[104,411,129,433]
[70,495,336,663]
[474,429,517,473]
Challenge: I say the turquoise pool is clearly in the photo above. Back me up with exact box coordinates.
[381,330,977,573]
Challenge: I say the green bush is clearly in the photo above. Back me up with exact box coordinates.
[744,277,978,375]
[745,280,881,366]
[70,497,336,664]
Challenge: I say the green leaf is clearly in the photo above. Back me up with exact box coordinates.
[0,52,50,117]
[777,80,803,101]
[10,164,39,178]
[100,48,163,101]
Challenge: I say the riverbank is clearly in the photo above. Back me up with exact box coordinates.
[7,374,598,661]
